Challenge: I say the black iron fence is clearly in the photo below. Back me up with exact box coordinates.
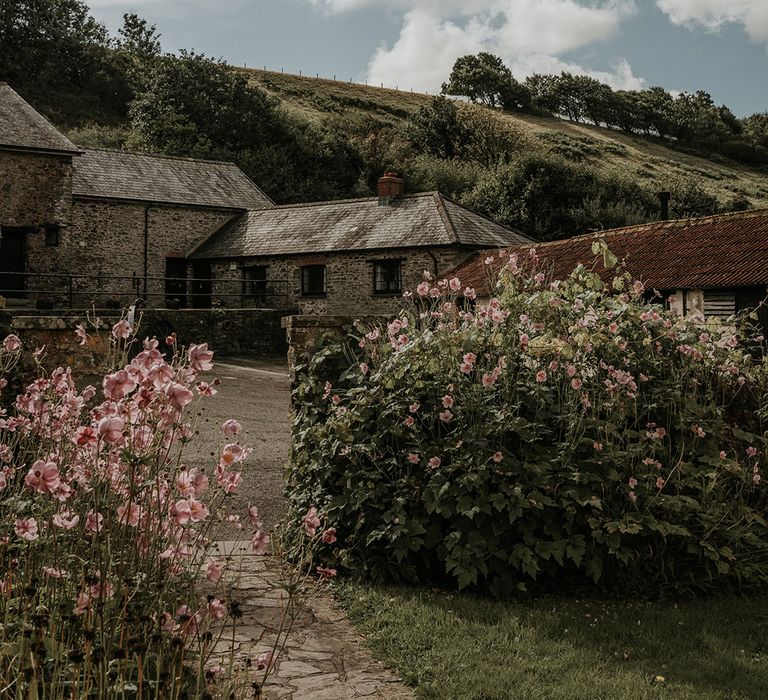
[0,271,292,310]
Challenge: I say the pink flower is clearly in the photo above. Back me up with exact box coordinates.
[407,453,420,464]
[719,451,727,460]
[317,566,337,579]
[205,559,224,582]
[409,402,420,413]
[171,499,192,526]
[482,373,496,388]
[188,343,214,372]
[25,460,60,493]
[747,446,759,458]
[15,517,38,541]
[321,527,337,544]
[256,651,273,671]
[359,362,369,375]
[98,416,124,444]
[251,530,270,554]
[75,324,88,346]
[165,382,194,410]
[248,506,263,528]
[188,498,209,523]
[628,491,637,503]
[52,511,79,530]
[2,334,21,352]
[117,502,141,527]
[221,419,241,438]
[535,370,547,383]
[103,369,136,400]
[208,598,227,620]
[438,410,453,423]
[491,452,503,463]
[441,395,454,408]
[303,507,321,537]
[75,426,97,446]
[86,510,103,533]
[196,381,217,396]
[404,416,415,427]
[166,333,176,346]
[416,282,430,297]
[448,277,461,292]
[464,287,477,300]
[111,320,132,339]
[570,378,583,390]
[628,477,638,488]
[74,591,92,616]
[428,456,441,469]
[656,477,665,489]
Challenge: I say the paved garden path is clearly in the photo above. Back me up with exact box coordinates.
[198,358,413,699]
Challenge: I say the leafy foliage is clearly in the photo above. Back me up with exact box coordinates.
[288,250,768,595]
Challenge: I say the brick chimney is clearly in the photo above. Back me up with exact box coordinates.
[378,172,405,205]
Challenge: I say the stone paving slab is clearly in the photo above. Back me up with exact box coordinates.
[210,541,413,700]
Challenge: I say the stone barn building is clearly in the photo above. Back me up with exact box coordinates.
[0,83,531,315]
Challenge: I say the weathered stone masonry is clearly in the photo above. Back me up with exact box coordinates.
[211,247,474,316]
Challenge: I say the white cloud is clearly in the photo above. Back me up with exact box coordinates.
[657,0,768,43]
[358,1,643,93]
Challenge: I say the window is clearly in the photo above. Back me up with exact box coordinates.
[243,266,268,305]
[373,260,402,295]
[301,265,326,296]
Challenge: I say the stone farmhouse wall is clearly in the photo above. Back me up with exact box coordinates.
[0,150,72,228]
[28,199,236,307]
[210,247,475,316]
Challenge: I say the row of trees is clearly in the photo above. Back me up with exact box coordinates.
[442,53,768,164]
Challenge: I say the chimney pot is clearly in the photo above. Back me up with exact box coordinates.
[378,172,406,205]
[657,191,671,221]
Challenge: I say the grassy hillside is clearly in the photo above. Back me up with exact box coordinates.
[242,69,768,210]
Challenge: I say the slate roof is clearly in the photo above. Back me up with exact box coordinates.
[72,149,273,209]
[449,209,768,296]
[189,192,531,258]
[0,83,80,154]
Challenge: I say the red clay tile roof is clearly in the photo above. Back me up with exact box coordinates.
[450,209,768,297]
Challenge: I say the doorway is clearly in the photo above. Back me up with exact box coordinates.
[0,228,26,297]
[190,261,212,308]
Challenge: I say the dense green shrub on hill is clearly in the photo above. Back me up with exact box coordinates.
[288,246,768,595]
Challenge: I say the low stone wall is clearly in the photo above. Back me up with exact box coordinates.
[282,314,387,386]
[8,308,295,375]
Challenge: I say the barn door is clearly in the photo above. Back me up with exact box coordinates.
[0,228,26,297]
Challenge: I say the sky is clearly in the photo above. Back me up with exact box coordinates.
[87,0,768,117]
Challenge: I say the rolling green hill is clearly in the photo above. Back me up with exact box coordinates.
[242,69,768,210]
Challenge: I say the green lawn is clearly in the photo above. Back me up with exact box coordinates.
[335,582,768,699]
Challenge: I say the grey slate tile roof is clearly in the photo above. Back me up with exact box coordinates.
[72,149,274,209]
[189,193,532,258]
[0,83,81,154]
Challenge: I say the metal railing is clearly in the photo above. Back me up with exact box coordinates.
[0,271,292,310]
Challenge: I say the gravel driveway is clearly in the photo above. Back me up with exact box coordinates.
[185,355,291,532]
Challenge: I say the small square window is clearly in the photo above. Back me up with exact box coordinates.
[373,260,402,295]
[301,265,326,296]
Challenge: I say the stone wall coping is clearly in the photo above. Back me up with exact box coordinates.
[11,316,111,330]
[281,314,386,330]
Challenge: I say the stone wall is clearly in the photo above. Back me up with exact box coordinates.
[26,199,237,307]
[210,247,475,316]
[0,150,73,228]
[9,308,293,375]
